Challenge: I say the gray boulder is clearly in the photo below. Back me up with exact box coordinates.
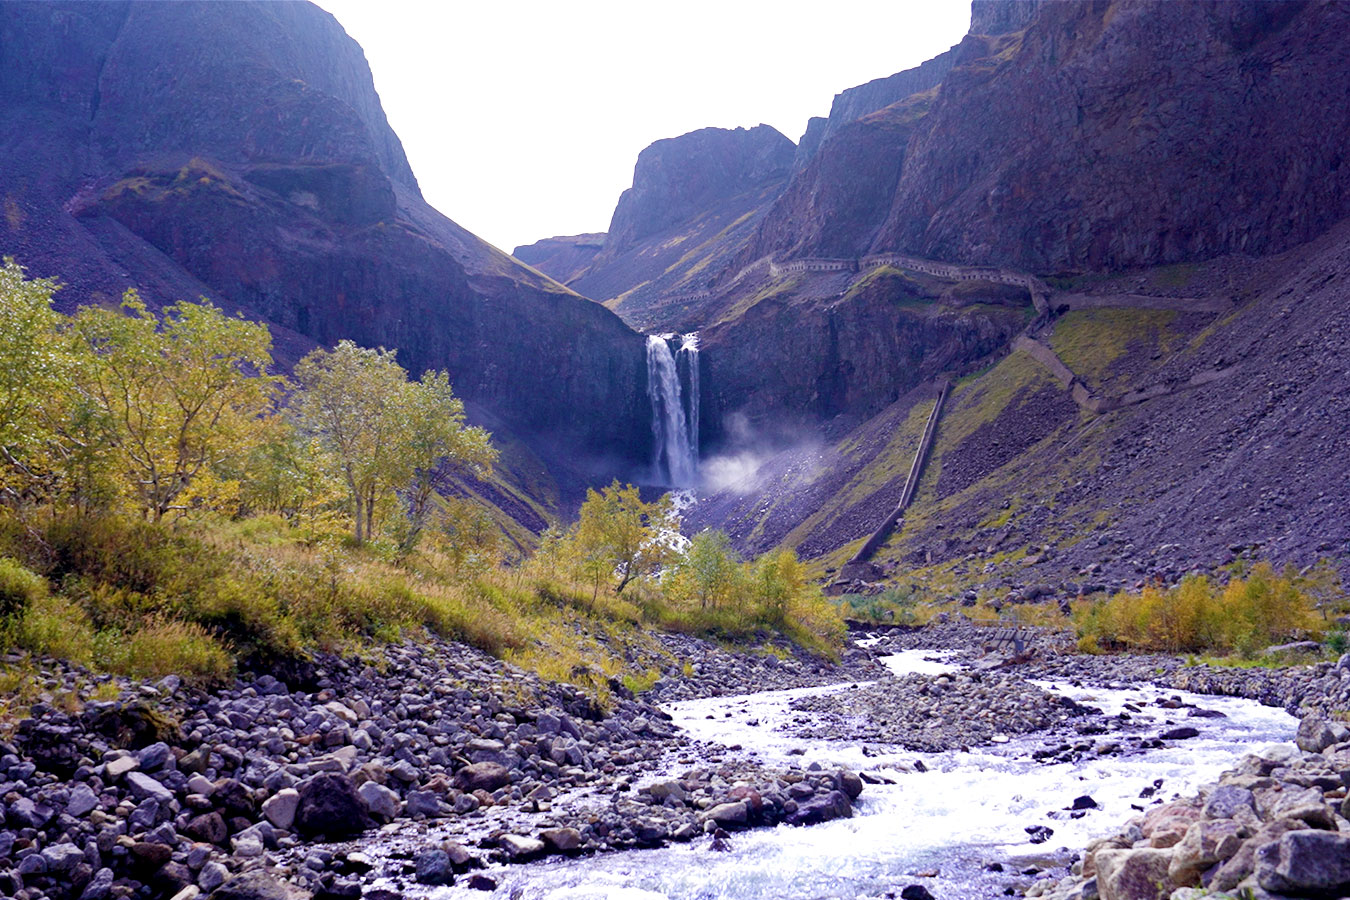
[1256,829,1350,894]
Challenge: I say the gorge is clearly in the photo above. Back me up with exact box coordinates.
[3,2,1350,900]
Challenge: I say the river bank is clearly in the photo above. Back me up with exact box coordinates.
[0,621,1341,899]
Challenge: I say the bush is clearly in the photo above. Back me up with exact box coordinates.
[13,594,94,664]
[1075,564,1320,655]
[0,557,47,620]
[104,618,233,684]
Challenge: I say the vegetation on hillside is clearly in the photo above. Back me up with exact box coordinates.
[0,259,844,693]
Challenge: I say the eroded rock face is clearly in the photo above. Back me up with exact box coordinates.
[602,125,794,256]
[513,234,606,285]
[0,0,651,472]
[752,1,1350,274]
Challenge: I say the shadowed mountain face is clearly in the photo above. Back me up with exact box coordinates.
[764,0,1350,272]
[0,0,650,481]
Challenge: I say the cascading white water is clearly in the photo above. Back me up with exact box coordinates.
[678,332,699,474]
[646,333,700,487]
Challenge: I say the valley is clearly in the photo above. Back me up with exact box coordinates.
[2,1,1350,899]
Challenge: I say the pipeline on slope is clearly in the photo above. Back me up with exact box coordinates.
[844,377,951,569]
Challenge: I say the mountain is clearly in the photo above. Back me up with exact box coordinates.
[0,0,651,506]
[518,0,1350,594]
[513,233,606,286]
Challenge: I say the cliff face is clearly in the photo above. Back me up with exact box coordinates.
[792,48,955,172]
[512,234,605,285]
[600,125,794,257]
[762,0,1350,273]
[0,0,650,476]
[555,125,796,331]
[876,0,1350,271]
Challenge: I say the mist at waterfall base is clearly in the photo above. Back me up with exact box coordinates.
[645,334,700,488]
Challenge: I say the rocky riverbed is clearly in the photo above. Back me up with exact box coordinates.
[1,620,1345,900]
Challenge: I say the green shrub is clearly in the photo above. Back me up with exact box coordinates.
[0,557,47,620]
[103,619,233,684]
[13,594,94,664]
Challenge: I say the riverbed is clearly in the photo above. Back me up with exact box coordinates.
[416,648,1297,899]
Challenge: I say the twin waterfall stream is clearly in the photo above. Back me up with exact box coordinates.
[645,334,700,488]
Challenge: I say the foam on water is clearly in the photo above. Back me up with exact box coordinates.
[425,650,1296,899]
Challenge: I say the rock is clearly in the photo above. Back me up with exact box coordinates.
[198,862,230,893]
[414,849,453,886]
[540,827,582,852]
[701,801,749,826]
[67,782,101,817]
[786,790,853,827]
[1026,825,1055,845]
[1159,727,1199,741]
[648,779,687,803]
[208,872,293,900]
[294,773,372,838]
[405,790,446,819]
[453,761,512,793]
[838,769,864,800]
[262,788,300,830]
[137,741,173,771]
[900,887,935,900]
[499,834,545,860]
[80,868,115,900]
[1264,640,1323,656]
[1256,829,1350,894]
[105,755,139,780]
[467,874,497,891]
[1202,785,1256,820]
[357,781,400,821]
[186,812,229,845]
[1296,714,1347,754]
[1093,847,1175,900]
[125,771,176,804]
[1167,819,1244,885]
[41,842,88,873]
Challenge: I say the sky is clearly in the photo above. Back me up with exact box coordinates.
[316,1,971,253]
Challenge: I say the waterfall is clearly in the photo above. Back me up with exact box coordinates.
[646,333,700,487]
[679,332,700,475]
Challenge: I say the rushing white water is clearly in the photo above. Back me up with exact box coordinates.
[646,334,699,487]
[426,650,1297,900]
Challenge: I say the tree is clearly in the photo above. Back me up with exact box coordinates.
[0,259,65,502]
[293,341,494,545]
[67,293,280,521]
[568,481,675,596]
[398,370,495,556]
[749,549,811,626]
[666,529,741,609]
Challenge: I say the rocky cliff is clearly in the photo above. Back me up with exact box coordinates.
[513,233,605,285]
[0,0,650,483]
[766,0,1350,272]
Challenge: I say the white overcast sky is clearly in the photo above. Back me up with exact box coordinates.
[316,1,971,253]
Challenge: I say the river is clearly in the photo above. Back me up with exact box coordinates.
[417,647,1297,899]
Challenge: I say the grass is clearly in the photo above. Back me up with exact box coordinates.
[1049,308,1179,390]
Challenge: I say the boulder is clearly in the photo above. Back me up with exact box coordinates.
[208,872,295,900]
[453,762,512,793]
[413,849,453,886]
[701,801,749,827]
[1202,785,1255,820]
[125,771,175,804]
[1167,819,1244,885]
[294,773,372,838]
[1256,828,1350,895]
[1296,714,1349,754]
[1093,848,1175,900]
[357,781,400,821]
[261,788,299,830]
[540,827,582,852]
[499,834,545,860]
[786,790,853,827]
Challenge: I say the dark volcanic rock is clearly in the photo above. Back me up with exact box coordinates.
[294,774,372,838]
[602,125,794,256]
[513,233,605,285]
[0,0,651,477]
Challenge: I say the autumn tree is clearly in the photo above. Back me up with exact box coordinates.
[0,259,65,503]
[567,481,676,597]
[664,529,742,609]
[66,293,280,521]
[292,341,494,545]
